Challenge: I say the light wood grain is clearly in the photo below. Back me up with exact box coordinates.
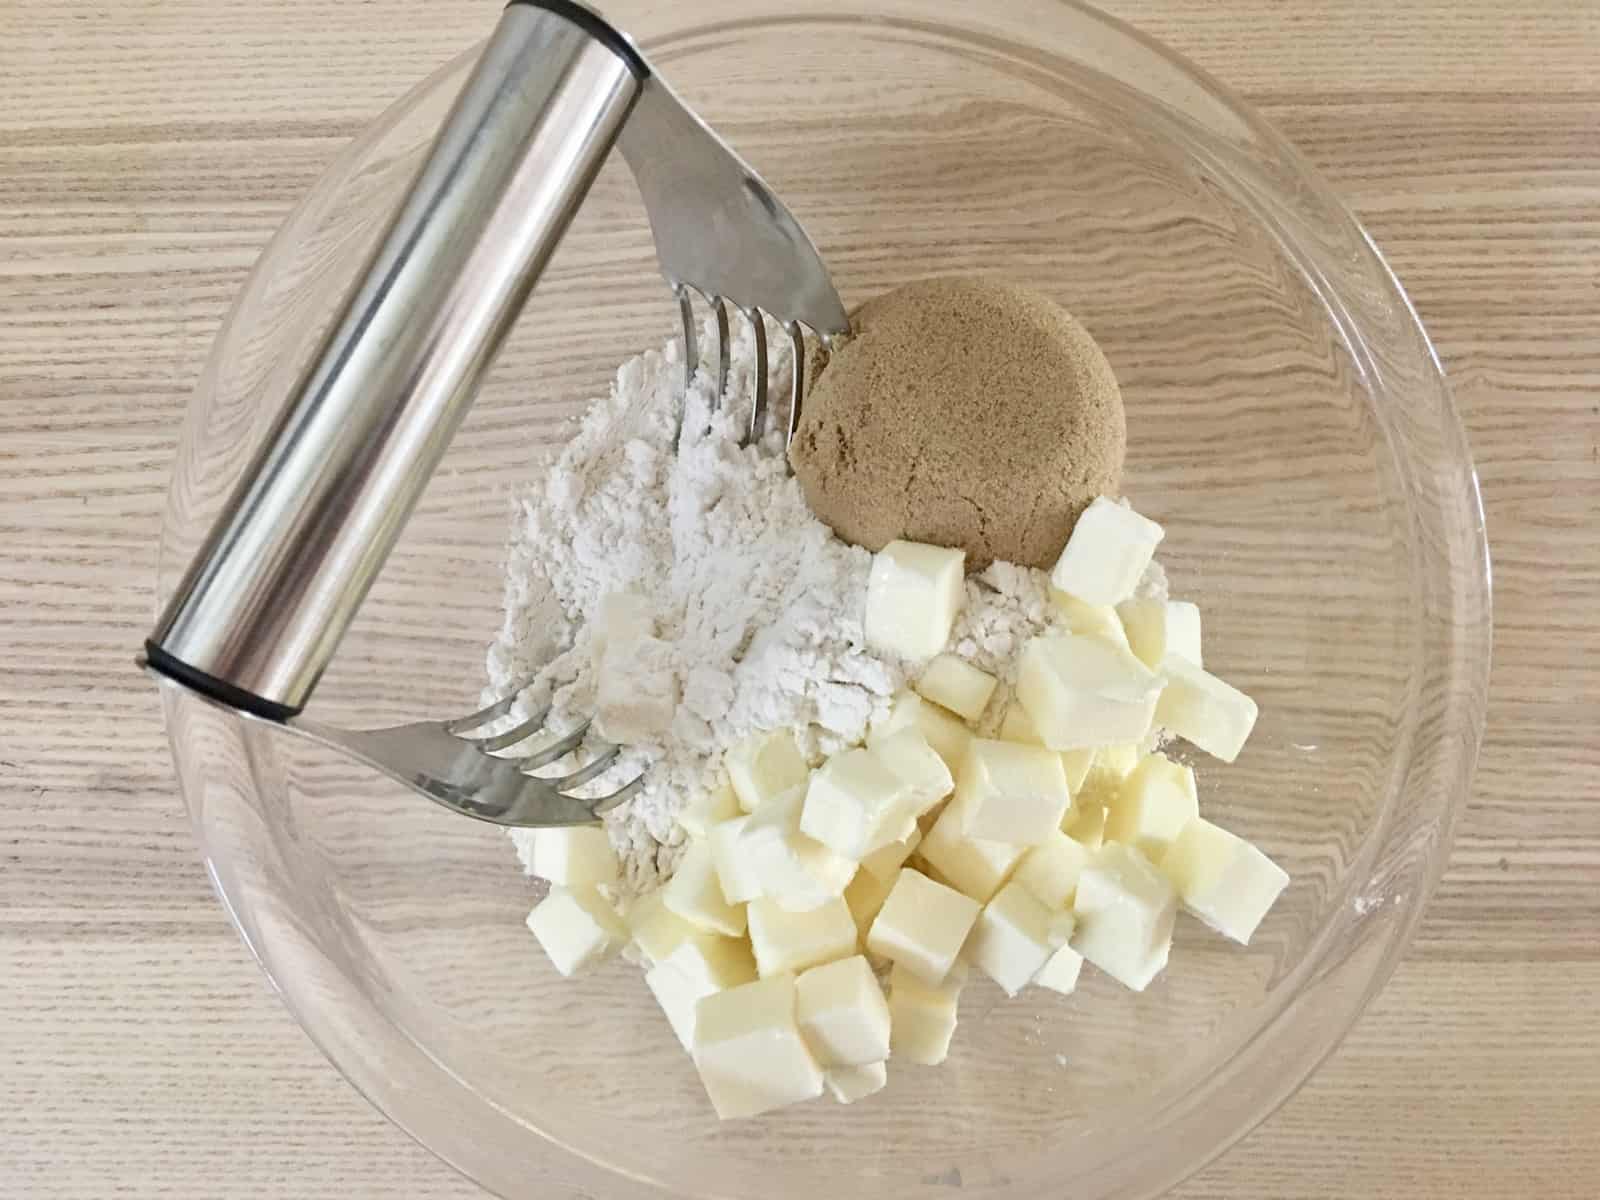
[2,1,1596,1196]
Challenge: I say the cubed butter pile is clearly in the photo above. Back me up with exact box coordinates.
[520,497,1289,1120]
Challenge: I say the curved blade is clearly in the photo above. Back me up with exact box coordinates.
[619,73,850,338]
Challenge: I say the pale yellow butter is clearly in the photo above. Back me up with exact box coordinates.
[1105,752,1199,860]
[864,540,966,660]
[663,839,747,937]
[800,746,914,860]
[1013,829,1093,910]
[866,868,981,986]
[645,939,752,1054]
[739,788,857,912]
[1049,496,1164,606]
[1063,802,1108,850]
[1118,598,1202,669]
[725,728,810,814]
[526,886,627,978]
[859,824,923,883]
[678,779,741,840]
[1051,589,1131,649]
[1071,844,1177,992]
[1154,654,1258,764]
[1160,818,1288,944]
[871,691,973,774]
[918,794,1027,903]
[968,880,1060,997]
[708,815,764,905]
[825,1060,888,1104]
[843,866,897,942]
[747,895,857,977]
[692,975,825,1119]
[915,653,998,721]
[795,955,892,1067]
[1017,634,1163,751]
[888,961,967,1066]
[625,888,699,965]
[954,737,1071,846]
[529,825,618,888]
[868,726,955,818]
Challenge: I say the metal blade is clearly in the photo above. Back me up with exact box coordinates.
[619,74,850,338]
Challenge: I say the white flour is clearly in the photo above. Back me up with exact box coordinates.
[489,322,903,894]
[487,321,1121,896]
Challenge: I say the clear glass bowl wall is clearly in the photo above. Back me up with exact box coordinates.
[156,2,1490,1197]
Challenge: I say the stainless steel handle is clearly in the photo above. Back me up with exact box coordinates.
[146,1,644,718]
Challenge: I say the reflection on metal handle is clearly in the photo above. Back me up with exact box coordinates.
[146,2,643,717]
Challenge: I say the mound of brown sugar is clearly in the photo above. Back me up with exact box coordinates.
[790,276,1125,571]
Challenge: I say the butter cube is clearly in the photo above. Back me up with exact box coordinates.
[864,540,966,661]
[678,779,741,840]
[1049,496,1164,606]
[526,886,626,977]
[648,939,754,1052]
[795,955,892,1066]
[1064,802,1108,850]
[1160,818,1289,944]
[917,803,948,836]
[692,975,825,1119]
[740,789,858,911]
[625,889,699,964]
[1000,703,1096,792]
[661,929,758,992]
[1047,910,1076,947]
[1166,602,1203,664]
[968,881,1060,996]
[918,797,1027,903]
[1082,924,1170,995]
[1154,654,1259,764]
[915,654,998,721]
[801,748,914,860]
[868,727,955,817]
[708,816,765,905]
[747,896,857,977]
[1105,753,1199,860]
[889,961,967,1066]
[1051,589,1131,649]
[1071,844,1177,991]
[1059,749,1096,793]
[646,958,707,1050]
[1013,829,1093,909]
[954,738,1071,846]
[998,701,1043,746]
[1018,635,1164,751]
[844,866,897,941]
[663,840,747,937]
[529,826,618,888]
[825,1061,887,1104]
[1034,923,1085,996]
[725,729,810,814]
[860,825,922,883]
[1118,599,1202,669]
[871,692,972,774]
[1078,742,1139,807]
[867,868,981,986]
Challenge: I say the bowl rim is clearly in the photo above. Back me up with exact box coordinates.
[161,2,1492,1196]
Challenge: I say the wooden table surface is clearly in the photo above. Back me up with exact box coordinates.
[3,1,1596,1196]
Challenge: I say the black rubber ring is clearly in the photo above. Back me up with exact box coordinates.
[506,0,650,80]
[143,641,301,722]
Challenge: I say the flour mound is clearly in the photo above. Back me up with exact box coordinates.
[488,323,903,895]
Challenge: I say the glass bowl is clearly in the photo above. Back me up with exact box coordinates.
[154,2,1491,1197]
